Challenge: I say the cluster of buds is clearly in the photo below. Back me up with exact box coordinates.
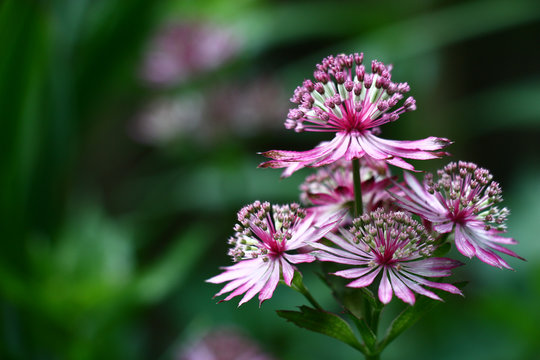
[350,209,435,260]
[425,161,509,231]
[312,209,462,305]
[286,53,416,134]
[229,201,306,262]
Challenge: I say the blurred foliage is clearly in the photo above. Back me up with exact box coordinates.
[1,0,539,359]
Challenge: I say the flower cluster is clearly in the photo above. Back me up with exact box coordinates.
[391,161,523,269]
[209,52,521,310]
[311,209,463,304]
[259,53,451,177]
[207,201,338,306]
[300,158,397,224]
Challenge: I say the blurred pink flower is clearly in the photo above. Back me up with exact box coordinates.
[259,53,451,177]
[178,328,276,360]
[141,21,241,86]
[311,209,463,305]
[391,161,524,269]
[130,77,287,144]
[207,201,339,306]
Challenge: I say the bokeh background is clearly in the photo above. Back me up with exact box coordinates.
[1,0,540,359]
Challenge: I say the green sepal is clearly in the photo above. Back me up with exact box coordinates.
[277,305,367,354]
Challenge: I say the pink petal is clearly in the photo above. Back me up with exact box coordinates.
[258,260,281,305]
[406,273,463,295]
[283,253,316,264]
[313,251,367,265]
[454,225,476,258]
[398,274,442,301]
[280,258,296,286]
[206,258,262,284]
[388,269,416,305]
[378,268,393,304]
[346,267,382,288]
[334,266,377,279]
[402,257,462,277]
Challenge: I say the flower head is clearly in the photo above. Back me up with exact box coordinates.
[207,201,338,306]
[391,161,523,269]
[300,158,397,224]
[311,209,463,305]
[140,21,240,87]
[259,53,451,177]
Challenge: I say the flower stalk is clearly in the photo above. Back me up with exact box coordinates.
[290,271,323,310]
[352,158,363,217]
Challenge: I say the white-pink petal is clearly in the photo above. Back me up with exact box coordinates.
[346,267,382,288]
[378,268,393,304]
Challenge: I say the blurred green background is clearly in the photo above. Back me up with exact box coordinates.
[1,0,539,359]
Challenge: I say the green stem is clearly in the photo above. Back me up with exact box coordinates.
[352,158,363,217]
[291,272,323,310]
[365,354,380,360]
[369,307,382,335]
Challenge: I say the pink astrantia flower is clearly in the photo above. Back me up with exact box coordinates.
[391,161,524,269]
[207,201,338,306]
[311,209,463,305]
[259,53,451,177]
[300,158,397,225]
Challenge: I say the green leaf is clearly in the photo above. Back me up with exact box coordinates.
[378,281,468,351]
[277,306,367,353]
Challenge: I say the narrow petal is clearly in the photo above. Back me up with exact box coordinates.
[346,267,382,288]
[334,266,377,279]
[388,269,416,305]
[405,272,463,295]
[206,259,262,284]
[378,268,393,304]
[398,274,442,301]
[280,258,296,286]
[258,260,281,305]
[402,257,463,277]
[454,225,476,258]
[283,253,316,264]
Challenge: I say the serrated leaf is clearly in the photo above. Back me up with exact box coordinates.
[277,305,366,353]
[378,281,468,351]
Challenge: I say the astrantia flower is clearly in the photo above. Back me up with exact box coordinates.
[259,53,451,177]
[311,209,463,305]
[207,201,338,306]
[300,158,397,224]
[391,161,523,269]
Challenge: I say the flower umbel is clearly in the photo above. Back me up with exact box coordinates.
[391,161,524,269]
[207,201,337,306]
[311,209,463,304]
[300,158,396,225]
[259,53,451,177]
